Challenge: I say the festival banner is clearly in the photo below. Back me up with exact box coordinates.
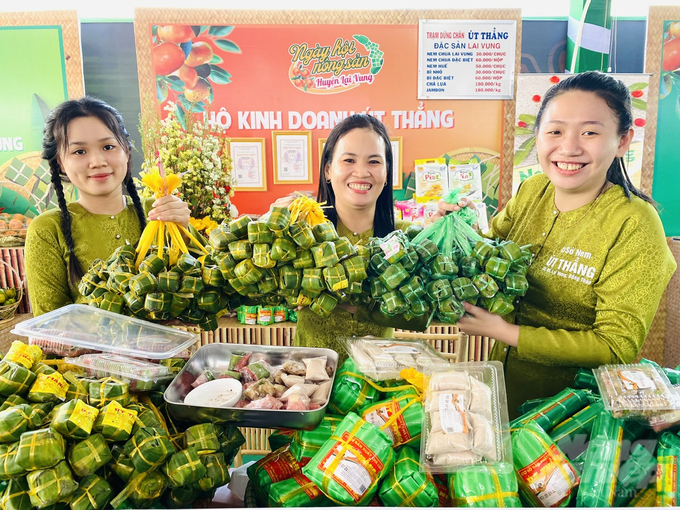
[134,9,521,217]
[0,11,83,216]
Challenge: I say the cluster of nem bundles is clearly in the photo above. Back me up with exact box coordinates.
[208,208,370,318]
[79,242,226,331]
[0,341,246,509]
[366,227,531,324]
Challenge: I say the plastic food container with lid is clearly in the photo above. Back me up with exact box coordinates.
[12,304,198,359]
[65,353,175,391]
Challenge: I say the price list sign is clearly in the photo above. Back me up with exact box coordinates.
[418,19,517,100]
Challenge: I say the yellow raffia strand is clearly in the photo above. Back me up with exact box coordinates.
[189,216,218,234]
[288,194,330,226]
[135,169,207,269]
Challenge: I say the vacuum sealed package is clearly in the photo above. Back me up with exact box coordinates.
[342,336,450,382]
[510,387,595,433]
[421,361,511,473]
[594,363,680,420]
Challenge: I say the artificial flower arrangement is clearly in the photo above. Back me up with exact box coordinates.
[139,101,235,228]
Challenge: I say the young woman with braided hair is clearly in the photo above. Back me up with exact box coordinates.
[25,96,190,316]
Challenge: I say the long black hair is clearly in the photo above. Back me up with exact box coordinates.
[535,71,654,204]
[42,96,147,286]
[316,114,395,237]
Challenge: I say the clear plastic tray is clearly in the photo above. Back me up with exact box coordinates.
[12,304,198,359]
[420,361,512,474]
[594,363,680,419]
[65,353,174,382]
[341,336,451,381]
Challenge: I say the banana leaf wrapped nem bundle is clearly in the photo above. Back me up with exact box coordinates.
[100,292,125,313]
[481,293,514,316]
[16,428,66,471]
[436,297,466,323]
[371,279,388,299]
[192,452,230,492]
[379,263,408,291]
[370,252,390,274]
[0,441,26,480]
[470,239,496,266]
[26,460,78,508]
[311,241,339,268]
[68,433,113,477]
[329,358,381,415]
[413,238,438,265]
[450,277,479,302]
[69,474,113,510]
[109,444,135,483]
[229,215,251,239]
[0,476,30,510]
[292,249,315,269]
[228,240,252,260]
[88,377,130,408]
[139,253,166,275]
[399,276,426,303]
[163,447,207,488]
[431,255,458,279]
[179,274,204,294]
[302,412,395,506]
[0,394,28,411]
[289,220,315,249]
[312,222,338,242]
[197,290,221,313]
[106,272,133,294]
[163,485,200,509]
[484,256,510,280]
[498,240,523,264]
[112,470,168,509]
[217,425,246,466]
[279,266,302,290]
[176,252,201,273]
[309,292,338,318]
[234,259,264,284]
[208,225,234,251]
[169,293,191,317]
[253,243,276,269]
[51,399,99,439]
[342,255,367,284]
[123,427,175,473]
[268,472,332,507]
[258,273,279,294]
[451,461,521,507]
[472,273,499,299]
[427,279,453,301]
[0,361,36,397]
[214,250,237,279]
[28,372,69,403]
[460,256,482,278]
[248,221,274,244]
[266,206,291,234]
[380,290,408,316]
[0,404,35,443]
[323,264,348,292]
[185,423,220,454]
[123,291,144,313]
[93,400,138,442]
[302,268,325,291]
[157,271,181,292]
[504,273,529,296]
[399,246,420,272]
[335,236,355,259]
[129,272,158,295]
[379,446,438,507]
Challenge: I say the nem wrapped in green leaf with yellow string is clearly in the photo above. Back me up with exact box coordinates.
[68,433,113,477]
[69,474,114,510]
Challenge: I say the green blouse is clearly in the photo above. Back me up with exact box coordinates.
[25,198,147,316]
[293,219,429,360]
[487,174,676,416]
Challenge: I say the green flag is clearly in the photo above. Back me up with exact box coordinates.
[567,0,612,72]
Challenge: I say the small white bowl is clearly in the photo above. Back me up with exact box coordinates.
[184,378,243,408]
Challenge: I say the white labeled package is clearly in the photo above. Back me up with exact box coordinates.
[421,361,511,473]
[594,363,680,419]
[341,337,451,381]
[415,158,448,202]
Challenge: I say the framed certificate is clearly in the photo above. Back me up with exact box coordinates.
[390,137,403,190]
[229,138,267,191]
[272,131,313,184]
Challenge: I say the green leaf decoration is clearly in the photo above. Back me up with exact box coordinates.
[514,127,534,135]
[660,73,673,100]
[353,34,370,45]
[214,39,241,53]
[518,113,536,126]
[208,26,235,37]
[166,75,186,92]
[371,65,382,74]
[210,54,224,64]
[513,136,536,167]
[208,65,232,85]
[627,82,649,91]
[156,79,168,102]
[631,98,647,111]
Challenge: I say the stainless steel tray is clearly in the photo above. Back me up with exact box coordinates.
[164,343,338,430]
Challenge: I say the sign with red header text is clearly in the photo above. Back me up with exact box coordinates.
[418,19,516,100]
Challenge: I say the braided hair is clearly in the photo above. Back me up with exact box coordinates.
[535,71,655,205]
[42,96,147,286]
[317,114,395,237]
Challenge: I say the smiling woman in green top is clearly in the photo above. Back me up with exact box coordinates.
[273,114,427,357]
[436,71,677,415]
[25,97,191,316]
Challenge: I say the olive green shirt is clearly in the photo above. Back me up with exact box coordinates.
[488,174,676,416]
[25,198,147,316]
[293,219,429,360]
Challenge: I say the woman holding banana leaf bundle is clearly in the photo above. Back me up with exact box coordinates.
[25,97,191,316]
[272,114,427,358]
[435,71,676,416]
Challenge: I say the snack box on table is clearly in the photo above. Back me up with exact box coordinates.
[11,303,198,358]
[164,343,338,430]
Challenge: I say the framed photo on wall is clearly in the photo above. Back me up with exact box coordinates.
[272,131,313,184]
[318,137,327,169]
[390,137,403,190]
[229,138,267,191]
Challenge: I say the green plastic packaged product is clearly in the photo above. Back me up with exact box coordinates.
[613,442,656,507]
[360,388,423,448]
[247,444,303,506]
[268,472,332,507]
[573,368,600,391]
[548,400,604,455]
[450,461,522,507]
[378,445,438,507]
[629,481,657,507]
[510,387,594,432]
[328,358,381,415]
[268,429,296,452]
[302,412,395,506]
[512,420,580,507]
[576,410,624,507]
[517,398,547,417]
[290,415,343,464]
[655,432,680,507]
